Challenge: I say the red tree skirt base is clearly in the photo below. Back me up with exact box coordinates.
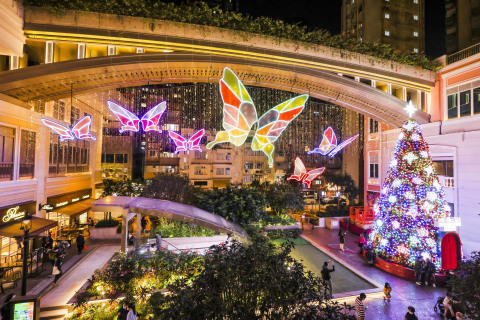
[374,256,446,285]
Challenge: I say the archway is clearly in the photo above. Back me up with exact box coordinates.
[441,232,462,270]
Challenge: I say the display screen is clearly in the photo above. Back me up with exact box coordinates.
[13,301,35,320]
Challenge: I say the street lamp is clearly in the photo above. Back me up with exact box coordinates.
[20,212,32,296]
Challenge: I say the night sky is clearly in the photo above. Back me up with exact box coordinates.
[240,0,446,58]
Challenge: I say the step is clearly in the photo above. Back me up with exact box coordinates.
[40,305,69,320]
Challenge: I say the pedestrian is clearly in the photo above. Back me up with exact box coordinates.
[338,229,346,251]
[128,233,135,246]
[404,306,418,320]
[141,216,148,232]
[126,302,137,320]
[425,258,436,287]
[87,217,94,228]
[354,293,367,320]
[358,233,366,255]
[155,231,162,251]
[301,213,305,230]
[321,260,335,298]
[0,293,15,320]
[117,301,129,320]
[52,250,65,285]
[383,282,392,302]
[76,233,85,254]
[444,299,456,320]
[414,257,425,285]
[43,234,53,262]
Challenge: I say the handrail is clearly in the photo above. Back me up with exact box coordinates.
[447,43,480,65]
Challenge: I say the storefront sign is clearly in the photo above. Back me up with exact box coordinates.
[0,201,37,226]
[39,204,55,212]
[47,189,92,209]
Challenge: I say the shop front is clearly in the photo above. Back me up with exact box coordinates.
[45,189,94,243]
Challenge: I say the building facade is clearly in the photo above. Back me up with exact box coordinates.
[445,0,480,55]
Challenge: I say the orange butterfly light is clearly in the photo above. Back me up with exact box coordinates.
[287,157,325,188]
[206,68,308,166]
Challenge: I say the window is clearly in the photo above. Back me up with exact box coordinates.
[414,15,419,20]
[369,119,379,133]
[0,126,15,181]
[226,168,230,175]
[194,166,206,175]
[107,46,116,56]
[49,136,90,176]
[193,181,208,186]
[413,31,419,37]
[473,87,480,114]
[369,153,379,179]
[53,100,65,121]
[385,31,390,36]
[414,48,419,53]
[19,130,36,180]
[10,56,19,70]
[71,106,80,124]
[46,41,54,64]
[194,151,207,159]
[216,168,225,175]
[149,150,156,157]
[433,160,453,177]
[115,154,124,163]
[385,13,390,19]
[255,162,264,169]
[460,90,471,117]
[136,48,144,53]
[244,161,253,169]
[447,93,458,119]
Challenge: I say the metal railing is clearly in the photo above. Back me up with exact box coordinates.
[447,43,480,65]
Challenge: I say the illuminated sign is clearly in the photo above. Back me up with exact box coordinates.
[47,189,92,209]
[168,129,205,153]
[0,201,36,226]
[41,116,96,141]
[13,301,35,320]
[308,127,359,158]
[56,201,69,208]
[287,157,326,188]
[206,67,308,166]
[39,204,54,212]
[107,101,167,132]
[72,198,80,202]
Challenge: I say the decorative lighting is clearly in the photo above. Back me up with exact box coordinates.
[41,116,96,141]
[377,220,384,227]
[168,129,205,153]
[390,159,398,168]
[392,221,400,229]
[417,228,429,237]
[388,195,397,203]
[405,192,415,200]
[426,192,437,202]
[405,100,417,118]
[403,152,417,164]
[412,177,423,185]
[392,179,402,188]
[307,126,359,157]
[411,133,420,141]
[287,157,325,188]
[424,166,434,176]
[420,151,429,158]
[397,245,409,255]
[107,101,167,132]
[403,121,415,131]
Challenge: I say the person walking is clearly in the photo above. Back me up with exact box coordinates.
[52,249,65,285]
[321,260,335,298]
[338,229,346,251]
[358,233,366,255]
[404,306,418,320]
[354,293,367,320]
[117,301,129,320]
[414,257,424,285]
[155,231,162,251]
[301,213,305,230]
[43,235,53,263]
[76,233,85,254]
[425,258,436,287]
[383,282,392,302]
[126,302,138,320]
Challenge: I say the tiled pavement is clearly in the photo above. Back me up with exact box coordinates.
[301,227,447,320]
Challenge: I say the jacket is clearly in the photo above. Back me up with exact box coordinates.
[355,297,365,317]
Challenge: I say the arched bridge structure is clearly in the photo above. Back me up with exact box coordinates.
[91,196,249,252]
[0,7,436,127]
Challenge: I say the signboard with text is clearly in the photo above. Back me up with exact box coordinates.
[0,201,37,226]
[47,189,92,209]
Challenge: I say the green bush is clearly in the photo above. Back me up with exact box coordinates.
[150,219,219,238]
[265,228,301,240]
[94,219,120,228]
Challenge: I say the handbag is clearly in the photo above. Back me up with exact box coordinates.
[52,265,60,275]
[84,244,87,251]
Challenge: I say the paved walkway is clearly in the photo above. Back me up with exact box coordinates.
[40,245,119,308]
[301,227,446,320]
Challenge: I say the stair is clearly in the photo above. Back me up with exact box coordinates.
[39,306,69,320]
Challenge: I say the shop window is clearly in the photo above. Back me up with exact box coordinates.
[460,90,471,117]
[473,87,480,114]
[0,237,20,264]
[19,130,36,180]
[0,126,15,181]
[105,154,114,163]
[447,93,458,119]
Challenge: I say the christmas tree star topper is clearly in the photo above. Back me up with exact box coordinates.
[405,100,417,118]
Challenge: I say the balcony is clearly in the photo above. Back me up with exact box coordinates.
[439,176,455,188]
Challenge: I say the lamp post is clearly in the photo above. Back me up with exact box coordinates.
[20,212,32,296]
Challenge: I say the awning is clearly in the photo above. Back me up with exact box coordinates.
[0,217,58,238]
[54,199,94,216]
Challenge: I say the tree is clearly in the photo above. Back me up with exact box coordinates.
[192,186,266,226]
[149,239,354,319]
[101,178,143,197]
[141,173,192,203]
[449,251,480,320]
[266,183,305,214]
[371,118,451,268]
[322,171,359,205]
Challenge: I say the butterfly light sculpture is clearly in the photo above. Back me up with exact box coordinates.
[287,157,325,188]
[168,129,205,153]
[41,116,96,141]
[107,101,167,133]
[308,127,359,158]
[206,68,308,166]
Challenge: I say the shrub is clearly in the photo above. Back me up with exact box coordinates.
[94,219,120,228]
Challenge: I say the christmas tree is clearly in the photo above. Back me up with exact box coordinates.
[371,102,451,268]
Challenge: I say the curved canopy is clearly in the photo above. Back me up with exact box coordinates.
[91,196,249,242]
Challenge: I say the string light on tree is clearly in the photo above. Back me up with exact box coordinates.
[371,102,450,268]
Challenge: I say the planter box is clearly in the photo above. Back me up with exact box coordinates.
[325,217,340,229]
[314,217,325,228]
[375,257,446,286]
[89,227,121,240]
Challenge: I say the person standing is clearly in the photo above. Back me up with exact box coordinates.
[355,293,367,320]
[383,282,392,302]
[76,233,85,254]
[117,301,129,320]
[414,257,424,285]
[425,258,436,287]
[321,260,335,298]
[155,232,162,251]
[338,229,346,251]
[301,213,305,230]
[404,306,418,320]
[126,302,137,320]
[53,250,65,285]
[128,233,135,246]
[358,233,366,255]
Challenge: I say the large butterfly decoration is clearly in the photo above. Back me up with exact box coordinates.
[107,101,167,133]
[206,67,308,166]
[287,157,325,188]
[41,116,96,141]
[308,127,359,158]
[168,129,205,153]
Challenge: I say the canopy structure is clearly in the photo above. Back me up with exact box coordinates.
[91,196,249,250]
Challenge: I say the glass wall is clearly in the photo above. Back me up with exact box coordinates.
[49,136,90,176]
[20,130,36,180]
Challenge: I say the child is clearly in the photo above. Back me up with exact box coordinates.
[383,282,392,302]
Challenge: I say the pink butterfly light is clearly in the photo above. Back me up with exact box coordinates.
[107,101,167,133]
[287,157,325,188]
[308,127,359,158]
[168,129,205,153]
[41,116,96,141]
